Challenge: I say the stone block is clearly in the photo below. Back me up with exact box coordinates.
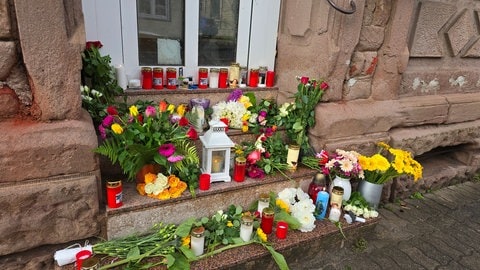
[0,0,11,38]
[0,41,17,79]
[0,111,98,183]
[0,173,100,255]
[445,93,480,123]
[0,86,19,117]
[357,25,385,51]
[397,95,448,126]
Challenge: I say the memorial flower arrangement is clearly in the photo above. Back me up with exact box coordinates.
[211,89,252,130]
[282,76,329,153]
[276,187,316,232]
[322,149,364,179]
[95,100,201,193]
[358,142,423,184]
[343,192,379,219]
[136,172,188,200]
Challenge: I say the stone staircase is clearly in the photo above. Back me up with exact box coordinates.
[96,87,380,269]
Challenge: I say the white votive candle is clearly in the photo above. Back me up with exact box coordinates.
[190,226,205,256]
[240,216,254,242]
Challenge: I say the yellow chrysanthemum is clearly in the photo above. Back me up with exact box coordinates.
[144,172,157,184]
[227,221,233,227]
[238,95,252,108]
[371,154,390,171]
[182,236,191,247]
[377,141,391,150]
[276,198,290,213]
[129,105,139,117]
[256,228,267,242]
[111,123,123,134]
[176,104,187,117]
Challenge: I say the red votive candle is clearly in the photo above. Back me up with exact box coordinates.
[106,181,123,208]
[199,173,211,191]
[233,157,246,182]
[141,67,153,89]
[249,68,259,87]
[261,208,275,234]
[276,221,288,239]
[75,249,92,270]
[218,68,228,88]
[266,71,275,87]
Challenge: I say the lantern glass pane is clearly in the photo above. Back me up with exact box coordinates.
[211,150,225,173]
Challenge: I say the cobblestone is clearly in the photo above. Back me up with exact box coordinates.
[291,181,480,270]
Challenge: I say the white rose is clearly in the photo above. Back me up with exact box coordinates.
[370,210,379,218]
[344,204,352,211]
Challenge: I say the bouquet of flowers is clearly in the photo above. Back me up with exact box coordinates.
[276,187,316,232]
[136,172,188,200]
[324,149,364,179]
[358,142,423,184]
[211,89,252,130]
[95,100,201,193]
[282,76,329,153]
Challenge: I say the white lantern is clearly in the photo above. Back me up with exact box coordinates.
[199,120,235,182]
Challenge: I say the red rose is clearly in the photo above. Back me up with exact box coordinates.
[179,117,189,127]
[301,76,309,84]
[136,113,144,124]
[320,81,329,90]
[106,106,118,115]
[186,127,199,140]
[86,41,103,50]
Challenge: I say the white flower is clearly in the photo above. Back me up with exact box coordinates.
[249,113,258,123]
[295,188,310,202]
[291,199,315,214]
[363,211,371,219]
[212,101,247,129]
[278,188,297,205]
[292,211,316,232]
[344,204,352,211]
[356,208,364,216]
[370,210,379,218]
[156,173,169,188]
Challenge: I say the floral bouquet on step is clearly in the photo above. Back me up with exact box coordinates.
[303,149,364,180]
[358,142,423,185]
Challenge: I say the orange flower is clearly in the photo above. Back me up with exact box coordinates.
[170,181,187,198]
[136,183,146,195]
[168,175,180,188]
[144,172,157,184]
[159,100,168,112]
[157,189,171,200]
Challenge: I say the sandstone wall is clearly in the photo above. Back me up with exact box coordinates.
[0,0,100,265]
[276,0,480,199]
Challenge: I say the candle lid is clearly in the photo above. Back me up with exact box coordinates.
[106,181,121,188]
[262,207,275,217]
[210,68,220,72]
[153,67,163,72]
[332,186,344,194]
[259,193,270,202]
[241,215,254,225]
[141,67,152,71]
[235,157,246,165]
[312,173,327,185]
[191,226,205,237]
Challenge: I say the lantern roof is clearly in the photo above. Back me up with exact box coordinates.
[199,120,235,148]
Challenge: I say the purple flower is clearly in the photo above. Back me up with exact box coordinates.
[102,115,114,127]
[98,124,106,139]
[257,110,267,126]
[167,155,184,163]
[227,89,243,102]
[158,143,176,157]
[145,106,156,117]
[247,165,265,179]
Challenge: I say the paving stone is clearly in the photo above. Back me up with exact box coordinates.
[398,246,440,270]
[458,250,480,270]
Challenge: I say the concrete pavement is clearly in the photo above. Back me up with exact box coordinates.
[290,181,480,270]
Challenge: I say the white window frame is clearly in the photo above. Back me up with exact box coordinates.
[137,0,170,21]
[82,0,280,83]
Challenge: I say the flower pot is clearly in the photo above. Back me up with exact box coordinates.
[330,175,352,201]
[135,164,161,184]
[358,180,383,209]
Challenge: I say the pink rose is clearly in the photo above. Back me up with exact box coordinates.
[320,81,329,90]
[301,76,309,84]
[247,150,262,164]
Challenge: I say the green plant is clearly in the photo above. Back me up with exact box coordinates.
[283,76,329,153]
[409,191,424,200]
[81,41,124,124]
[352,237,368,252]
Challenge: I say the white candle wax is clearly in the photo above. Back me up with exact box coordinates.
[257,200,269,214]
[240,223,253,242]
[328,206,341,222]
[212,155,223,173]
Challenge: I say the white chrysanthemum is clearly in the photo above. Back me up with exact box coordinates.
[249,113,258,123]
[344,204,352,211]
[278,188,297,205]
[291,199,315,214]
[212,101,248,129]
[295,188,310,201]
[278,102,291,117]
[363,211,371,219]
[370,210,379,218]
[293,211,316,232]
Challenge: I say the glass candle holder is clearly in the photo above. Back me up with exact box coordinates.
[258,66,267,86]
[249,68,259,87]
[266,70,275,87]
[257,193,270,214]
[190,226,205,256]
[240,215,254,242]
[276,221,288,239]
[219,68,228,88]
[308,173,327,203]
[209,68,219,88]
[314,189,330,220]
[240,66,248,87]
[106,180,123,208]
[166,67,177,89]
[330,186,344,207]
[199,173,210,191]
[229,62,240,88]
[198,68,208,89]
[233,157,246,182]
[328,203,341,222]
[141,67,152,89]
[286,144,300,171]
[261,207,275,234]
[153,67,163,89]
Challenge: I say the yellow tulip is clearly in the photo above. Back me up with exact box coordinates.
[111,123,123,134]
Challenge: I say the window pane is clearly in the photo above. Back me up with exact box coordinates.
[199,0,239,66]
[137,0,184,66]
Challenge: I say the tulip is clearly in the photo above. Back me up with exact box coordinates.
[145,106,156,117]
[106,106,118,115]
[159,100,168,112]
[300,76,309,84]
[129,105,139,117]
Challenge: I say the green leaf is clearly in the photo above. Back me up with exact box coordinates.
[275,211,301,230]
[265,244,290,270]
[235,205,243,215]
[175,218,195,237]
[178,245,196,261]
[126,246,140,258]
[169,251,191,270]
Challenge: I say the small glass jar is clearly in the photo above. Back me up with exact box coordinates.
[190,226,205,256]
[308,173,327,203]
[166,68,177,89]
[141,67,153,89]
[218,68,228,88]
[80,256,100,270]
[228,62,240,88]
[249,68,259,87]
[286,144,300,171]
[153,67,163,90]
[328,203,341,222]
[233,157,247,182]
[198,68,208,89]
[261,207,275,234]
[258,66,267,86]
[240,215,254,241]
[240,66,248,86]
[209,68,219,88]
[330,186,344,207]
[106,180,122,208]
[257,193,270,214]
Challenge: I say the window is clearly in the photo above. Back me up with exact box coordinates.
[82,0,280,82]
[137,0,170,21]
